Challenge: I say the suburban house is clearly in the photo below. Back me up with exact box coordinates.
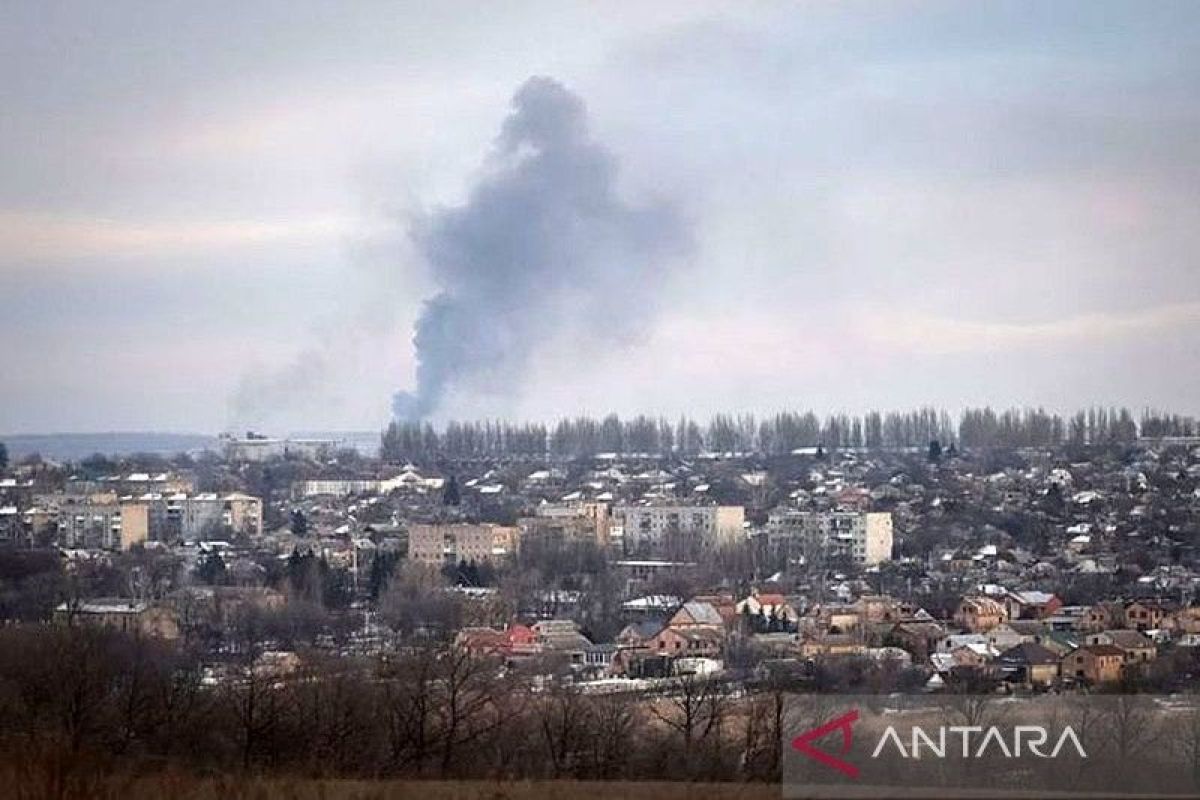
[1063,644,1125,685]
[617,618,665,648]
[994,642,1060,687]
[736,591,799,622]
[1086,630,1157,666]
[655,626,723,658]
[667,600,726,630]
[890,621,947,660]
[1004,590,1062,620]
[799,633,866,659]
[1084,601,1125,632]
[987,620,1049,651]
[1125,600,1172,632]
[954,596,1008,632]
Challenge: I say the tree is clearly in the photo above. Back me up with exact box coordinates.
[290,509,308,536]
[442,475,461,506]
[194,551,227,585]
[648,673,731,777]
[928,438,943,464]
[0,441,7,472]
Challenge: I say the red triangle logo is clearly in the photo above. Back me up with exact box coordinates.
[791,708,860,779]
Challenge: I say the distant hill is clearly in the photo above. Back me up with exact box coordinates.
[0,432,217,461]
[0,430,381,461]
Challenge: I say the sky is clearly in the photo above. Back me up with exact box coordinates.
[2,0,1198,434]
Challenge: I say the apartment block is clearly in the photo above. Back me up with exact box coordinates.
[32,491,262,549]
[407,523,519,567]
[766,509,893,566]
[614,504,745,550]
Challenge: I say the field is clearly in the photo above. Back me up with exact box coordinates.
[7,774,783,800]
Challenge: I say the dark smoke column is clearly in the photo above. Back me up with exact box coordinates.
[393,76,687,421]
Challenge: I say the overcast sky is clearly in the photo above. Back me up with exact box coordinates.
[2,1,1198,434]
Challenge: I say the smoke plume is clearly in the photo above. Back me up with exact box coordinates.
[392,76,687,420]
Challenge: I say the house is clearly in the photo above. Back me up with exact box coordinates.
[1043,605,1091,631]
[1004,590,1062,621]
[532,619,594,664]
[889,621,947,660]
[617,618,665,648]
[1125,600,1173,632]
[1062,644,1124,685]
[667,600,726,630]
[1166,606,1200,635]
[1087,630,1157,667]
[455,622,540,658]
[949,642,995,668]
[582,643,618,676]
[736,591,798,621]
[807,603,862,634]
[936,633,990,653]
[455,626,508,655]
[853,594,906,624]
[994,642,1060,687]
[953,596,1008,633]
[987,620,1048,652]
[736,591,799,632]
[54,599,179,639]
[1084,601,1124,632]
[799,633,866,659]
[1038,630,1082,658]
[655,626,723,659]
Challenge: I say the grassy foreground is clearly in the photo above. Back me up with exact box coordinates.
[8,775,783,800]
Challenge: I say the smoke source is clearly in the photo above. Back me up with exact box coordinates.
[392,76,687,421]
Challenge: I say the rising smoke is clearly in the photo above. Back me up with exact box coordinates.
[392,76,688,421]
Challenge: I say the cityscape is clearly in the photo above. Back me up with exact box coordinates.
[1,407,1200,794]
[2,2,1199,798]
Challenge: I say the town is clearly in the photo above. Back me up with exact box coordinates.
[1,405,1200,784]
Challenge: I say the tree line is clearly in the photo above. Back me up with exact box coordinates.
[381,407,1198,461]
[0,623,799,788]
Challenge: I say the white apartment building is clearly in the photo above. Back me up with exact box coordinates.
[766,509,893,566]
[220,434,338,463]
[33,491,263,548]
[614,504,745,550]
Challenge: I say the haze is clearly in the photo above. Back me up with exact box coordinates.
[2,1,1198,434]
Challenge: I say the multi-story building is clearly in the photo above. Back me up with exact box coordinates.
[32,491,262,549]
[220,433,338,463]
[407,523,519,567]
[65,472,195,496]
[295,478,383,498]
[519,501,611,546]
[765,509,893,566]
[166,492,262,539]
[614,504,745,550]
[295,468,445,498]
[33,493,148,550]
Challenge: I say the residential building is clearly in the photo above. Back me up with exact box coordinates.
[995,642,1060,687]
[1125,600,1172,631]
[1086,630,1157,666]
[614,503,744,550]
[34,491,262,548]
[1063,644,1125,685]
[220,433,338,462]
[407,523,518,567]
[954,596,1008,633]
[37,493,149,550]
[766,510,893,566]
[54,599,179,639]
